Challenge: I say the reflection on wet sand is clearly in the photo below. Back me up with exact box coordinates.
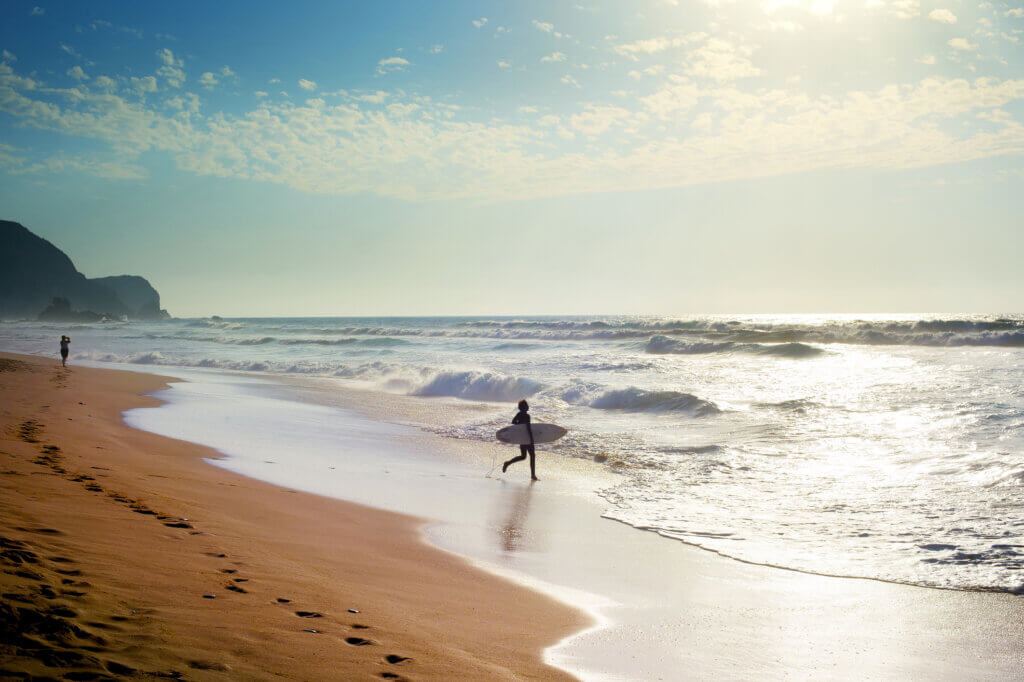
[494,481,537,555]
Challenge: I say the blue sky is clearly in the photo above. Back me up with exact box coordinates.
[1,0,1022,315]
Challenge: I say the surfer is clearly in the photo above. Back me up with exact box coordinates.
[502,399,538,481]
[59,335,70,367]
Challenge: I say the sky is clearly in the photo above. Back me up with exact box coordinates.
[1,0,1022,316]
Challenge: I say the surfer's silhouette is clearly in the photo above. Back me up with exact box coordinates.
[502,399,538,481]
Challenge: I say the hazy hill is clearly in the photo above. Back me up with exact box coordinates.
[0,220,169,320]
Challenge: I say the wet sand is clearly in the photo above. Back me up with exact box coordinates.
[0,353,586,680]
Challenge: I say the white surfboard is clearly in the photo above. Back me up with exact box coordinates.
[496,423,567,445]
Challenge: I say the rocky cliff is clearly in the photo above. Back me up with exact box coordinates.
[0,220,169,320]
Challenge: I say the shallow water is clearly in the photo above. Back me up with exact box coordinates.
[4,313,1023,592]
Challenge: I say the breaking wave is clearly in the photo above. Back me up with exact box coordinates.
[557,382,720,416]
[411,370,545,402]
[645,335,825,358]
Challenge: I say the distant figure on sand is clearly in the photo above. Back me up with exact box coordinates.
[59,335,70,367]
[503,399,538,481]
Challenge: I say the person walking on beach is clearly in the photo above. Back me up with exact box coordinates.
[59,335,70,367]
[502,399,538,481]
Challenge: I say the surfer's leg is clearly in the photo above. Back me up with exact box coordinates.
[528,445,538,480]
[503,447,527,473]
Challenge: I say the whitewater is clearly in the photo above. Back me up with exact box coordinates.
[3,314,1023,593]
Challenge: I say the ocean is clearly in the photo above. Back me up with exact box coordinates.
[3,313,1023,593]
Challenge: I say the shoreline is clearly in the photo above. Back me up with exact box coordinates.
[0,352,587,680]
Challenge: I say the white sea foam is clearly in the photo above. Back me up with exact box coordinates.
[412,370,545,402]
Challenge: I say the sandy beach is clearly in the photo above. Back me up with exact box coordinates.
[0,352,585,680]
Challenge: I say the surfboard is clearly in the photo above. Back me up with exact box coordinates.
[496,423,567,445]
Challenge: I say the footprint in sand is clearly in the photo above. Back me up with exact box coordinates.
[345,637,376,646]
[295,611,322,618]
[225,584,247,594]
[384,654,411,664]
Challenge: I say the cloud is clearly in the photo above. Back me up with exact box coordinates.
[89,19,143,39]
[157,48,176,66]
[685,39,760,82]
[93,75,116,90]
[916,54,937,65]
[31,6,44,15]
[298,78,317,91]
[429,44,444,54]
[2,50,16,62]
[613,33,705,60]
[1,152,147,180]
[1005,8,1024,18]
[561,74,581,88]
[541,52,567,63]
[356,91,389,104]
[156,49,185,87]
[67,66,89,81]
[199,66,235,89]
[472,17,488,28]
[948,37,978,50]
[497,60,512,70]
[532,20,567,38]
[254,90,268,98]
[641,75,701,118]
[3,60,1024,203]
[376,56,410,76]
[928,9,958,24]
[570,104,631,135]
[60,44,82,60]
[130,76,157,94]
[864,0,919,19]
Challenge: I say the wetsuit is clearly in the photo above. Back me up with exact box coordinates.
[59,338,69,365]
[504,410,536,475]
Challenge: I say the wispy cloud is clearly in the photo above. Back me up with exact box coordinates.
[948,37,978,51]
[298,78,317,91]
[31,6,44,16]
[540,52,567,63]
[928,9,957,24]
[532,20,568,38]
[376,56,409,76]
[199,66,235,89]
[472,17,488,28]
